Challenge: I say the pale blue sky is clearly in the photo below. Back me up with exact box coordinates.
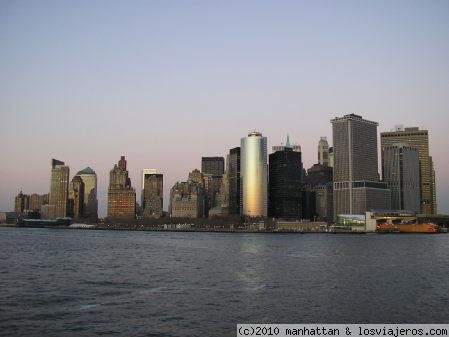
[1,0,448,216]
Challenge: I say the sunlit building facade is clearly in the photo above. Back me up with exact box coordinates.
[241,132,267,217]
[48,159,70,219]
[107,156,136,219]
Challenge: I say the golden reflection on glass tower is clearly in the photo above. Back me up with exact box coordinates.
[241,132,267,217]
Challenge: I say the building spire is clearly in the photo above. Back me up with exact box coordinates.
[285,134,292,149]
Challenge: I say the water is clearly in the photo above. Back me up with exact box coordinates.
[1,228,448,336]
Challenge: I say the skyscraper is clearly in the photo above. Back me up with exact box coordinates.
[68,175,84,219]
[380,127,437,214]
[318,137,329,166]
[48,159,70,218]
[331,114,390,216]
[14,191,29,213]
[141,169,163,218]
[227,147,241,215]
[269,141,303,219]
[75,167,98,219]
[382,144,420,212]
[241,132,267,217]
[107,156,136,219]
[201,157,224,175]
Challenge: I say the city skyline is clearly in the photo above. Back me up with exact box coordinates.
[1,1,448,216]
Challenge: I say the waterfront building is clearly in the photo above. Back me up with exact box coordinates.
[107,156,136,219]
[318,137,330,166]
[169,181,205,218]
[201,157,224,176]
[141,169,163,218]
[380,127,437,214]
[74,167,98,219]
[382,144,420,212]
[268,140,303,219]
[47,159,70,219]
[227,147,241,215]
[331,114,390,217]
[68,176,84,219]
[241,131,267,217]
[14,191,30,213]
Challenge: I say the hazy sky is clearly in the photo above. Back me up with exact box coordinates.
[1,0,448,216]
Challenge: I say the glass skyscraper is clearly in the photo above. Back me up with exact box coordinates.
[240,132,267,217]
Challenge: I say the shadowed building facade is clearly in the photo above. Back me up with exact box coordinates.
[382,144,420,212]
[74,167,98,219]
[331,114,390,217]
[269,146,303,219]
[68,176,84,219]
[381,127,437,214]
[141,169,163,218]
[241,132,267,217]
[227,147,241,215]
[107,156,136,219]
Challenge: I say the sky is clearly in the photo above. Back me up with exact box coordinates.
[1,0,448,217]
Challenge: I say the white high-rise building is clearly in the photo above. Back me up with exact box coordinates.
[240,131,267,217]
[318,137,329,166]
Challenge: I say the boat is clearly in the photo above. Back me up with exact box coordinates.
[395,223,439,233]
[376,222,439,233]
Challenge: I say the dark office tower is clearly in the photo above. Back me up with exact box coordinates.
[75,167,98,219]
[381,127,437,214]
[269,147,303,219]
[142,169,163,218]
[201,157,225,175]
[382,144,420,212]
[47,159,70,218]
[68,176,84,219]
[331,114,390,216]
[14,191,30,213]
[107,156,136,219]
[305,164,333,223]
[228,147,241,215]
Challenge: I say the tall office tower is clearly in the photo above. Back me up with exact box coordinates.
[241,131,268,217]
[74,167,98,219]
[382,144,420,212]
[331,114,390,216]
[201,157,224,175]
[141,169,163,218]
[201,157,225,213]
[269,143,303,219]
[381,127,437,214]
[305,164,333,223]
[68,176,85,219]
[227,147,241,215]
[14,191,30,213]
[318,137,330,166]
[48,159,70,218]
[107,156,136,219]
